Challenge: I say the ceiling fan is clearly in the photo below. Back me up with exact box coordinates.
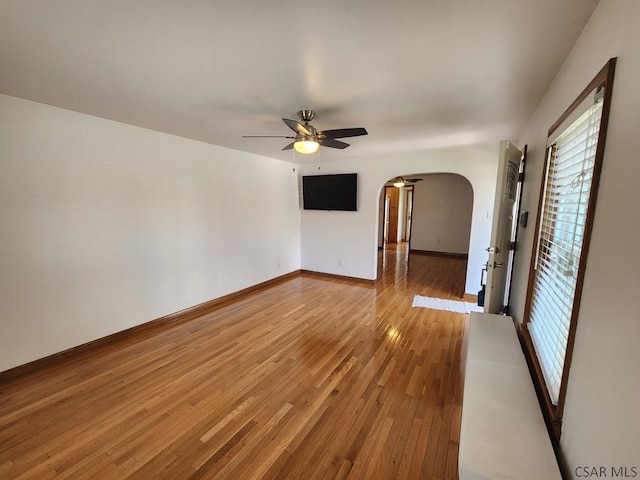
[243,110,368,154]
[389,177,424,188]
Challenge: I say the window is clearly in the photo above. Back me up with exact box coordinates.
[521,58,616,441]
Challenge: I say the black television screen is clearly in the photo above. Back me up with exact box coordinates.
[302,173,357,211]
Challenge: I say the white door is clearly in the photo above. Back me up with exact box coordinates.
[484,140,522,314]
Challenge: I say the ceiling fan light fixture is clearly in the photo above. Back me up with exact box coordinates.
[393,176,406,188]
[294,139,320,154]
[244,110,367,153]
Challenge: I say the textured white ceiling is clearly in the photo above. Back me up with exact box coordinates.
[0,1,600,163]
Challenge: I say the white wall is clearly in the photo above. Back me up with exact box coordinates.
[0,94,301,372]
[410,174,473,254]
[510,0,640,476]
[300,146,498,294]
[397,186,407,243]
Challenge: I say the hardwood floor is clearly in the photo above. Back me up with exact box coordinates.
[0,246,474,479]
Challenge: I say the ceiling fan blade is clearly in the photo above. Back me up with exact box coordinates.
[319,127,368,139]
[242,135,294,138]
[282,118,311,136]
[282,142,295,151]
[320,138,350,149]
[407,178,424,183]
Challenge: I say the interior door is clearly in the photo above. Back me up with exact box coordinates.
[385,186,400,244]
[484,140,522,314]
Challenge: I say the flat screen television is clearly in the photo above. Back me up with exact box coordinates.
[302,173,357,211]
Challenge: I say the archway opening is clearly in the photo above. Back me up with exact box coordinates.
[377,173,474,297]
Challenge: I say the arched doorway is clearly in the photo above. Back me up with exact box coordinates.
[377,173,474,296]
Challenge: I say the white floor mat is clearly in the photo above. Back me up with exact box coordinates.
[412,295,483,314]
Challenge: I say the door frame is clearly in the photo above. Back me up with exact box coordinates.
[483,140,523,314]
[381,184,414,248]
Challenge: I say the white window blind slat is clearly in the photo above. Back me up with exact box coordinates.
[532,272,575,314]
[533,262,577,293]
[528,99,603,405]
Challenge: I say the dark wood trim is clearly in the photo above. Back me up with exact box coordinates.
[404,185,415,243]
[518,324,563,441]
[409,249,469,260]
[300,270,377,287]
[514,320,567,480]
[521,57,617,442]
[555,56,616,420]
[548,58,616,138]
[383,185,400,245]
[0,270,302,384]
[522,144,554,324]
[520,142,566,442]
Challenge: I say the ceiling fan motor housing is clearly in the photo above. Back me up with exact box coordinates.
[295,121,318,142]
[298,109,316,123]
[243,109,366,152]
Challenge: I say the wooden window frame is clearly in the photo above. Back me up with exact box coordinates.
[520,57,616,442]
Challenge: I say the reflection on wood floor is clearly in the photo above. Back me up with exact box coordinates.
[378,243,474,302]
[0,247,473,479]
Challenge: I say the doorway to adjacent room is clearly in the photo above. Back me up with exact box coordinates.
[377,174,474,296]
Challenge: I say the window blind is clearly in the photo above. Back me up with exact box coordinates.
[527,99,603,405]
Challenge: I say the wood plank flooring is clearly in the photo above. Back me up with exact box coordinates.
[0,246,474,479]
